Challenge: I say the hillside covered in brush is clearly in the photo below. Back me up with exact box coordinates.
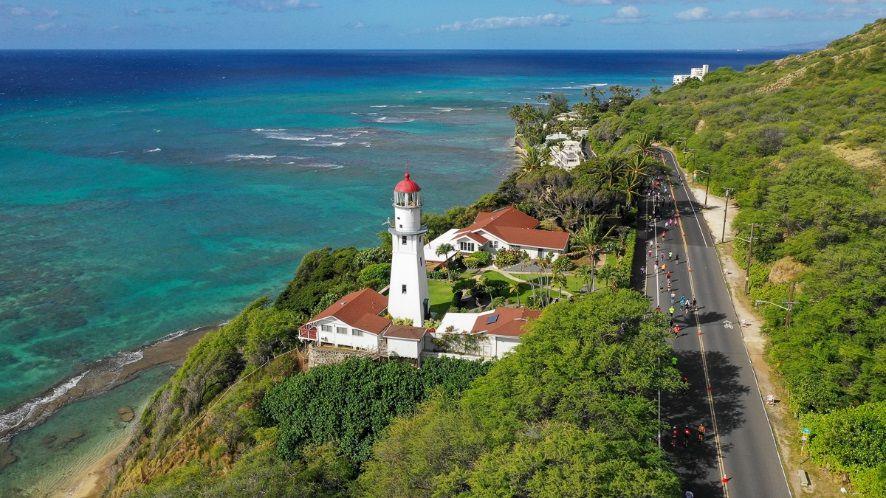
[595,19,884,494]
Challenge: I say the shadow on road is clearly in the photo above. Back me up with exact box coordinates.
[663,350,748,495]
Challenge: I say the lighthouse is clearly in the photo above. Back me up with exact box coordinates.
[387,172,429,327]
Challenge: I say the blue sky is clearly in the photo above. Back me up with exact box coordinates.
[0,0,882,49]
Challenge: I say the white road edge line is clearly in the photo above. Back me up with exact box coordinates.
[668,152,793,498]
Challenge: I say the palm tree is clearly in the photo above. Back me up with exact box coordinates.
[576,264,594,293]
[518,144,547,178]
[598,154,626,189]
[621,153,650,208]
[569,216,614,292]
[508,280,522,306]
[436,243,455,280]
[632,132,655,157]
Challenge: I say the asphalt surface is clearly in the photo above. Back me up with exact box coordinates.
[636,149,792,498]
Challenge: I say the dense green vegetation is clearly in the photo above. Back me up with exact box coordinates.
[358,290,683,497]
[601,20,883,494]
[262,356,490,464]
[115,21,884,497]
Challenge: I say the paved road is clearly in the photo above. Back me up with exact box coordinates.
[636,148,791,498]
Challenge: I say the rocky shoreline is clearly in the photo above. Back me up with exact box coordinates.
[0,324,217,472]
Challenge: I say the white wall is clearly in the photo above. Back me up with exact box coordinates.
[315,317,380,351]
[494,336,521,358]
[386,337,421,359]
[389,223,430,327]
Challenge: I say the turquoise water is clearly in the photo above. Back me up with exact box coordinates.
[0,50,786,490]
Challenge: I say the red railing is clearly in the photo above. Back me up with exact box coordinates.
[299,324,317,341]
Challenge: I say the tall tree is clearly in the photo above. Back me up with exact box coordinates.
[569,216,615,292]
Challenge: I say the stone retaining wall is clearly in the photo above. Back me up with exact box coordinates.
[306,345,379,369]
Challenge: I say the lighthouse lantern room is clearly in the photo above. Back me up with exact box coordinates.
[387,172,430,327]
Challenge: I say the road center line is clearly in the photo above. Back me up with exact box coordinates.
[668,177,730,498]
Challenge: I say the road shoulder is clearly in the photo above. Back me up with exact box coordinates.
[674,161,845,498]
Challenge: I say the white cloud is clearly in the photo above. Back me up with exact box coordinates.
[34,22,55,31]
[558,0,614,4]
[439,13,571,32]
[675,6,710,21]
[601,5,645,24]
[723,7,796,21]
[226,0,320,12]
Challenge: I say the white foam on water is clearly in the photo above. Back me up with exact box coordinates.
[305,163,345,170]
[370,105,388,108]
[226,154,277,161]
[0,372,89,438]
[546,82,608,90]
[306,141,347,147]
[145,147,161,153]
[113,351,144,369]
[374,117,415,124]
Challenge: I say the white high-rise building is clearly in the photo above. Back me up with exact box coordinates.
[387,172,429,327]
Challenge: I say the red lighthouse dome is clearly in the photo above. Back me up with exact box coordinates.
[394,172,421,193]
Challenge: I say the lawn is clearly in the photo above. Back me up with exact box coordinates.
[519,273,586,294]
[481,270,563,304]
[427,279,454,318]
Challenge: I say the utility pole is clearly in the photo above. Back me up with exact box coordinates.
[721,188,733,243]
[704,169,711,208]
[745,223,755,294]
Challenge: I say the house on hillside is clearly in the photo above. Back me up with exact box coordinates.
[430,307,541,359]
[297,288,429,359]
[298,288,392,352]
[549,139,584,171]
[673,64,709,85]
[424,205,569,263]
[299,174,546,363]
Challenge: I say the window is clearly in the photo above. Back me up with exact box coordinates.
[321,324,332,332]
[401,235,407,245]
[401,284,407,294]
[336,326,347,335]
[352,329,364,337]
[459,241,475,252]
[492,240,499,249]
[537,248,543,258]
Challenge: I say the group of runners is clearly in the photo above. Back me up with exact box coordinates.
[670,423,707,448]
[646,174,713,469]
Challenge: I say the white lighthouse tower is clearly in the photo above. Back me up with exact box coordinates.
[387,172,429,327]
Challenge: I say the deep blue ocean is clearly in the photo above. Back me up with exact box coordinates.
[0,50,787,491]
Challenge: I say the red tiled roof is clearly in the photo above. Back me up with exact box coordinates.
[383,325,427,341]
[485,226,569,250]
[309,288,391,334]
[462,206,538,232]
[471,307,541,337]
[455,205,568,251]
[458,232,489,245]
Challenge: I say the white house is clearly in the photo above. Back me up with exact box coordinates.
[299,288,391,352]
[431,307,541,359]
[673,64,709,85]
[544,132,569,144]
[424,205,569,263]
[383,325,426,359]
[549,139,584,171]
